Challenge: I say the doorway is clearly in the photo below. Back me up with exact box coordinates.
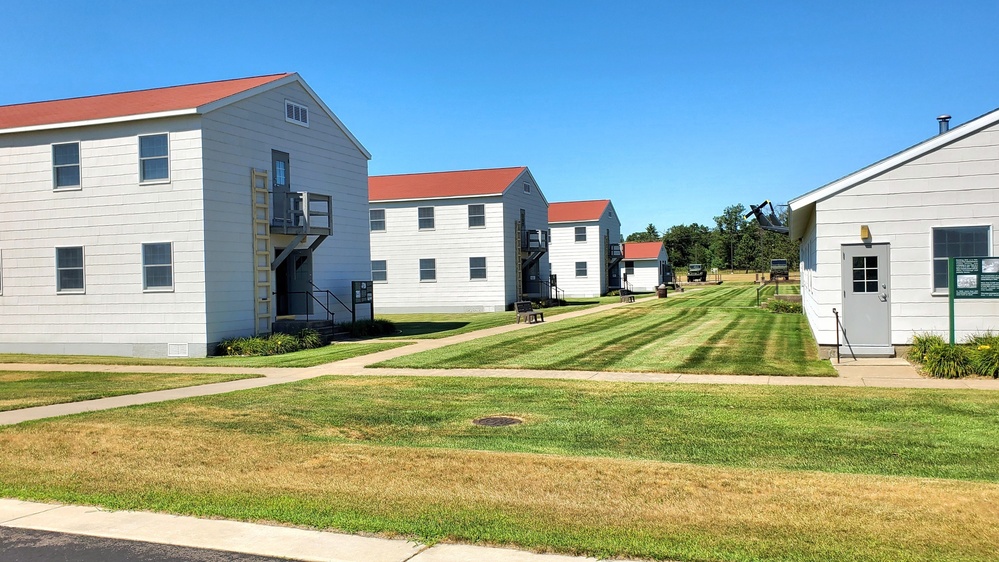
[840,243,892,355]
[275,249,313,316]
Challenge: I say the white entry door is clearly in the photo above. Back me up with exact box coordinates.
[841,243,892,356]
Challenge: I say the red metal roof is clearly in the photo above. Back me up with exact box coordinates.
[623,241,665,260]
[0,73,292,130]
[548,200,610,223]
[369,166,528,201]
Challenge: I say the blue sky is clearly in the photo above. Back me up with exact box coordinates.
[4,1,999,235]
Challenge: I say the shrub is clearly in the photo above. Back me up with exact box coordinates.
[907,332,946,364]
[298,328,323,349]
[922,344,973,379]
[765,299,802,314]
[217,328,325,357]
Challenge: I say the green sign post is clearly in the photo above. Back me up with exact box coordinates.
[948,257,999,344]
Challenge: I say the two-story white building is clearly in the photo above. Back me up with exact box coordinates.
[548,200,622,297]
[621,242,670,292]
[790,111,999,357]
[0,73,372,358]
[368,167,550,313]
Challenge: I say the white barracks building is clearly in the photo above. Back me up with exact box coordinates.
[369,167,550,313]
[0,73,372,357]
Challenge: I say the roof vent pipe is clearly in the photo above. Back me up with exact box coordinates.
[937,114,951,134]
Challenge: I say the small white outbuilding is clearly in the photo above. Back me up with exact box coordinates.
[621,242,669,292]
[790,111,999,356]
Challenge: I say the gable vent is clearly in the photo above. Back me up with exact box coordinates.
[285,100,309,127]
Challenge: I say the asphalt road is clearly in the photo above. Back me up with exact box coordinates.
[0,527,295,562]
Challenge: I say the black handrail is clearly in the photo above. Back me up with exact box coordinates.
[832,307,840,363]
[280,290,334,322]
[538,278,564,304]
[309,281,352,316]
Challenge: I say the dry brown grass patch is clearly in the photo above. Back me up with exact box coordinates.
[1,420,996,559]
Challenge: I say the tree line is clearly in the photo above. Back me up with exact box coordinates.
[625,203,799,271]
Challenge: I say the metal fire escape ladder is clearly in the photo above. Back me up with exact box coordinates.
[605,233,623,275]
[251,169,273,335]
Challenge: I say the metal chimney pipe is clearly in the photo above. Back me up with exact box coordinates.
[937,114,951,134]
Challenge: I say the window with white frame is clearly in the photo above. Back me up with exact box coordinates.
[56,246,85,293]
[933,226,990,291]
[418,207,435,229]
[370,209,386,231]
[575,261,587,277]
[468,204,485,228]
[285,100,309,126]
[419,258,436,281]
[139,134,169,182]
[372,260,387,282]
[470,257,486,279]
[53,142,80,189]
[625,260,635,275]
[523,182,531,194]
[142,243,173,290]
[575,226,587,242]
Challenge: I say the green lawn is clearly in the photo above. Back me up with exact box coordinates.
[0,341,409,368]
[0,371,261,411]
[378,295,630,339]
[1,377,996,561]
[376,285,832,375]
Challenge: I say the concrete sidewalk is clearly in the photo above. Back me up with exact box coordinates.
[2,295,997,561]
[3,296,999,426]
[0,499,599,562]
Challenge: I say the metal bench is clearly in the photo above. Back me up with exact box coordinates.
[514,301,544,324]
[620,290,635,303]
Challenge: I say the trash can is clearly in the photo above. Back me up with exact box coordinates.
[657,284,668,298]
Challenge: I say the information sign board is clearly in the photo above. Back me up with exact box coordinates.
[951,257,999,298]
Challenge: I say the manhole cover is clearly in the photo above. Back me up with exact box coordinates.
[472,416,522,427]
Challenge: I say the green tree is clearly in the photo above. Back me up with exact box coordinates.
[713,204,747,270]
[625,223,661,243]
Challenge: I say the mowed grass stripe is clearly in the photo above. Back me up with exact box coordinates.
[378,294,833,375]
[0,371,261,412]
[3,375,999,561]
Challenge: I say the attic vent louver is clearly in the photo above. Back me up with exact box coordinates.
[285,100,309,127]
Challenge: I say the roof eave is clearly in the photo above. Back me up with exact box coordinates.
[0,108,199,135]
[790,106,999,212]
[369,192,503,204]
[197,73,371,160]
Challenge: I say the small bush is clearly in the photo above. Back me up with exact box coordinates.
[298,328,323,349]
[965,331,999,378]
[338,319,397,338]
[217,328,325,357]
[907,332,946,364]
[765,299,802,314]
[922,344,973,379]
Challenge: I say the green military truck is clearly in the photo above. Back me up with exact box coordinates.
[687,263,707,282]
[770,259,789,281]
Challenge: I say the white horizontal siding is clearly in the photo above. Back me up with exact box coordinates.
[549,223,603,297]
[805,120,999,346]
[370,198,509,312]
[200,81,371,336]
[0,116,210,357]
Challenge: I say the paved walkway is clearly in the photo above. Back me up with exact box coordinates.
[0,499,597,562]
[2,295,998,561]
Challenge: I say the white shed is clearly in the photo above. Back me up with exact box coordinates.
[621,242,669,292]
[790,111,999,356]
[0,73,372,357]
[548,200,622,297]
[369,167,550,313]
